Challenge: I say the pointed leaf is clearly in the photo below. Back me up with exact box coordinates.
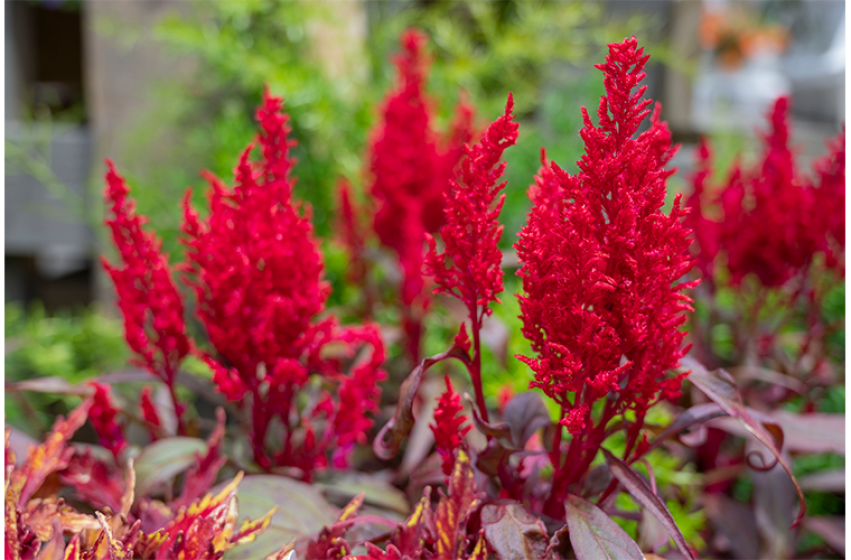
[13,399,93,504]
[317,473,409,516]
[224,475,336,559]
[374,347,469,460]
[435,448,479,560]
[564,494,643,560]
[468,531,489,560]
[133,437,207,496]
[602,449,695,560]
[683,356,805,527]
[644,403,727,454]
[481,504,549,560]
[502,392,553,449]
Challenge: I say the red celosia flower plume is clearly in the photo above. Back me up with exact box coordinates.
[425,94,518,421]
[182,89,385,476]
[811,127,845,273]
[515,37,696,513]
[368,28,474,364]
[102,161,192,434]
[88,381,126,461]
[430,376,471,476]
[685,137,720,283]
[717,97,825,287]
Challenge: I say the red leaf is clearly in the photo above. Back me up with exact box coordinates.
[644,402,727,454]
[683,356,805,527]
[481,504,549,559]
[374,347,469,461]
[602,449,695,560]
[434,449,480,560]
[564,494,643,560]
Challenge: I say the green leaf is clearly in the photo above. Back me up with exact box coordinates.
[133,437,207,496]
[316,473,409,516]
[564,494,644,560]
[226,475,337,559]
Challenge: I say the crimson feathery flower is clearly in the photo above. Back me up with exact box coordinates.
[685,137,721,282]
[336,179,369,286]
[811,127,845,273]
[717,97,825,287]
[88,382,126,461]
[368,28,474,364]
[102,161,192,433]
[430,376,471,476]
[425,94,518,422]
[181,89,385,475]
[515,36,696,474]
[425,93,518,318]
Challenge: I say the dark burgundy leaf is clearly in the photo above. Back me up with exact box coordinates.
[682,356,805,527]
[753,457,796,559]
[502,392,553,449]
[476,438,513,477]
[602,449,695,560]
[564,494,643,560]
[481,504,550,560]
[374,347,469,460]
[702,494,759,560]
[644,403,727,454]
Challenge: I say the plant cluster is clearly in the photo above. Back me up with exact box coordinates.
[5,30,845,560]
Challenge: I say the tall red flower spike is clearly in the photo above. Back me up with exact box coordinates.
[336,179,369,287]
[810,126,845,274]
[430,376,472,476]
[425,94,518,422]
[685,137,720,284]
[182,89,386,476]
[368,28,474,364]
[102,162,192,434]
[515,37,696,516]
[88,382,127,461]
[717,97,827,287]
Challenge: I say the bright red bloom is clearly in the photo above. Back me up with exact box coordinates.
[368,28,474,363]
[811,127,845,273]
[425,94,518,421]
[102,161,192,433]
[430,376,472,476]
[181,89,385,476]
[88,381,127,461]
[717,97,827,287]
[684,137,720,282]
[515,38,696,508]
[336,179,369,286]
[425,94,518,318]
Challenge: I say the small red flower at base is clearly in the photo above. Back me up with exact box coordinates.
[430,376,472,476]
[88,381,126,461]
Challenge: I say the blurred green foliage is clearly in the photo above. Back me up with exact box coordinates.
[5,302,128,435]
